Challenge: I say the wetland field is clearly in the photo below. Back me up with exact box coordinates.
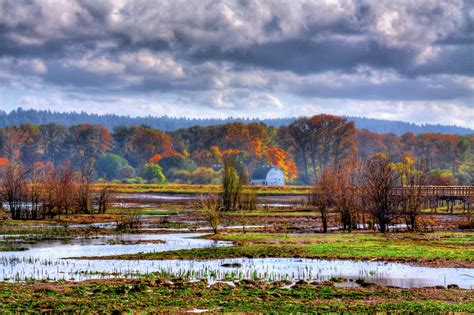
[0,191,472,313]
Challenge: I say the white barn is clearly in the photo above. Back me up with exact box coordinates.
[250,166,285,186]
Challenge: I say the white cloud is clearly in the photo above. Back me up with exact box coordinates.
[18,58,48,74]
[119,50,184,78]
[63,54,125,74]
[0,0,472,128]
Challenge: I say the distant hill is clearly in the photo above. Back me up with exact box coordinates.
[0,108,472,135]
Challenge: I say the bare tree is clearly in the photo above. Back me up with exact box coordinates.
[310,179,331,233]
[41,163,76,218]
[29,164,45,220]
[75,157,94,214]
[330,164,361,232]
[56,163,76,216]
[400,162,428,231]
[196,194,223,234]
[96,184,113,214]
[362,155,401,233]
[312,164,361,233]
[0,162,29,220]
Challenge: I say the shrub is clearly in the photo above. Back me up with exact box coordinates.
[195,194,223,234]
[116,209,142,231]
[124,177,145,184]
[189,167,219,184]
[96,153,129,180]
[141,163,166,183]
[429,169,455,185]
[118,166,136,179]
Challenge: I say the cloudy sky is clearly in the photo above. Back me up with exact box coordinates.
[0,0,473,127]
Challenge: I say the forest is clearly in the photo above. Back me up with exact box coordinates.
[0,113,472,187]
[1,108,473,135]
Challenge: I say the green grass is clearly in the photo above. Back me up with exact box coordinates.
[0,278,472,313]
[0,244,28,252]
[93,183,312,195]
[87,232,474,267]
[228,210,319,216]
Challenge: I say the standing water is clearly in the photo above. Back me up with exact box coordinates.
[0,233,472,288]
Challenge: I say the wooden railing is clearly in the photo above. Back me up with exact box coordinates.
[391,186,473,199]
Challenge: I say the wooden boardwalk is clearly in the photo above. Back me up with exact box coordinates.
[392,186,473,200]
[390,185,473,212]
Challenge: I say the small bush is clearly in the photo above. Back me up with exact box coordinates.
[116,209,142,231]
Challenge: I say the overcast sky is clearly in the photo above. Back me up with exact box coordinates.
[0,0,473,127]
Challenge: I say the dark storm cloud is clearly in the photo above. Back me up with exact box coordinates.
[0,0,472,105]
[190,39,417,75]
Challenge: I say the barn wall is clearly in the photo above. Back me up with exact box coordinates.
[266,168,285,186]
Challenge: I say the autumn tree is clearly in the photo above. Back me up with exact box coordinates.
[209,146,223,165]
[356,129,385,161]
[222,149,248,181]
[287,118,312,183]
[0,157,8,168]
[121,126,174,167]
[265,147,298,183]
[223,123,251,150]
[39,124,68,165]
[2,125,33,161]
[382,133,401,161]
[68,124,112,161]
[287,115,355,183]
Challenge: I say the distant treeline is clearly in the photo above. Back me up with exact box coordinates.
[0,113,472,186]
[1,108,472,135]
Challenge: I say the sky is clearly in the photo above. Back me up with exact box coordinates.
[0,0,473,128]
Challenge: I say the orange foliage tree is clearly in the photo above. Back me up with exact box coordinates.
[249,139,264,160]
[209,146,223,164]
[0,157,8,168]
[148,153,162,164]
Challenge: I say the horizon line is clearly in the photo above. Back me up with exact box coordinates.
[3,107,473,131]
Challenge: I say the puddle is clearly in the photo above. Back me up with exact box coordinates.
[141,225,266,232]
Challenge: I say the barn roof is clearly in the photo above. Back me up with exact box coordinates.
[251,167,273,180]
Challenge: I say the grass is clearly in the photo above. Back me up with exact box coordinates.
[85,231,474,267]
[227,210,319,216]
[93,183,312,195]
[0,214,118,226]
[0,226,116,237]
[108,208,179,215]
[0,278,472,313]
[0,244,28,252]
